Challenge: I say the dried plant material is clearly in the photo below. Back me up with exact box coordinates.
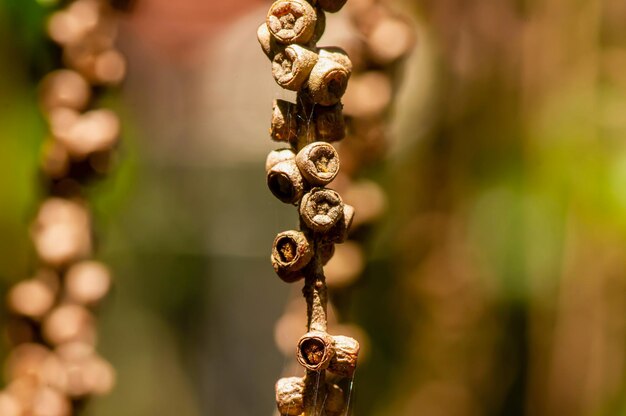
[307,57,351,105]
[319,47,353,73]
[31,386,71,416]
[300,188,345,232]
[7,281,55,319]
[276,377,305,415]
[319,241,336,265]
[318,0,348,13]
[296,142,340,186]
[272,44,319,91]
[328,335,360,377]
[315,103,346,142]
[0,392,22,416]
[326,203,355,243]
[267,0,318,45]
[65,260,112,305]
[296,331,334,371]
[271,100,299,143]
[266,148,296,173]
[325,383,346,416]
[271,230,314,280]
[4,344,50,383]
[43,305,96,346]
[267,159,306,204]
[31,198,92,267]
[39,69,91,112]
[257,22,279,60]
[55,109,120,159]
[366,15,415,65]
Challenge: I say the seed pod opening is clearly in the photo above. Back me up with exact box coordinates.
[296,331,334,371]
[271,99,299,143]
[327,204,355,243]
[257,22,280,60]
[267,159,305,204]
[271,230,314,279]
[276,377,305,415]
[328,335,359,378]
[317,0,348,13]
[272,45,319,91]
[307,57,351,106]
[296,142,340,186]
[299,188,344,232]
[267,0,317,45]
[315,103,346,142]
[266,148,296,173]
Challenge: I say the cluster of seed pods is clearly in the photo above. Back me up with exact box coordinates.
[0,1,125,415]
[258,0,361,414]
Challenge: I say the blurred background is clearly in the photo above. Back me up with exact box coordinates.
[2,0,626,415]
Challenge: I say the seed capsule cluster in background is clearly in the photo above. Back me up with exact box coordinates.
[0,1,125,415]
[258,0,361,414]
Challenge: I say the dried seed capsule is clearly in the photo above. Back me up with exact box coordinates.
[7,280,55,319]
[271,100,299,143]
[271,230,314,280]
[309,7,326,45]
[296,331,334,371]
[65,260,112,305]
[39,69,91,112]
[318,0,348,13]
[266,148,296,173]
[43,304,96,346]
[276,377,305,415]
[267,159,305,204]
[328,335,359,378]
[315,103,345,142]
[327,203,355,243]
[319,47,352,73]
[296,142,340,186]
[55,109,120,159]
[307,57,351,106]
[272,44,319,91]
[267,0,317,45]
[257,22,280,60]
[325,383,346,416]
[299,188,344,232]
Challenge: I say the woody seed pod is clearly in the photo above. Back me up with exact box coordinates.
[267,159,305,204]
[325,383,346,416]
[39,69,91,112]
[275,377,305,416]
[267,0,317,45]
[315,103,345,142]
[296,331,334,371]
[271,230,314,280]
[299,188,344,232]
[319,47,352,73]
[307,56,351,106]
[328,335,359,377]
[296,142,340,186]
[271,99,299,143]
[257,22,280,60]
[265,148,296,173]
[65,260,112,305]
[7,280,55,319]
[272,44,319,91]
[326,203,355,243]
[317,0,348,13]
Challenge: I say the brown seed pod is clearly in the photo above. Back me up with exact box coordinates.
[266,148,296,173]
[328,335,359,378]
[55,109,120,159]
[267,159,305,204]
[325,383,346,416]
[296,331,334,371]
[7,280,55,319]
[257,22,280,60]
[272,44,319,91]
[318,0,348,13]
[319,47,352,73]
[315,103,345,142]
[307,56,351,106]
[275,377,305,416]
[271,230,314,280]
[39,69,91,113]
[319,241,335,265]
[267,0,317,45]
[65,260,112,305]
[299,188,344,232]
[296,142,340,186]
[271,99,299,143]
[42,304,96,346]
[326,203,355,243]
[309,6,326,45]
